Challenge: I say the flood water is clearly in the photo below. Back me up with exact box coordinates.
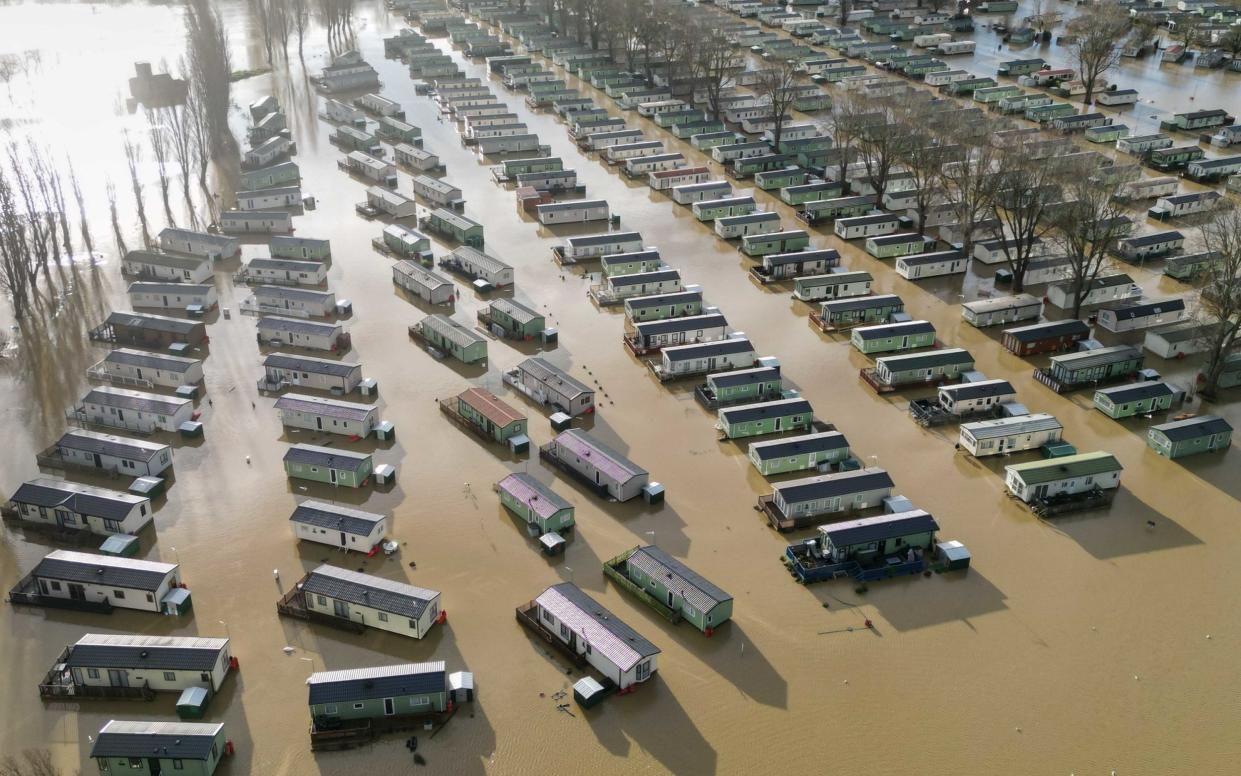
[1,1,1239,774]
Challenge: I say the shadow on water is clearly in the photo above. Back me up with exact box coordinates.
[584,679,717,773]
[1047,489,1202,561]
[831,568,1012,633]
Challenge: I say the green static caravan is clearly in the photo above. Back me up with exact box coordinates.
[422,208,484,248]
[497,156,563,180]
[866,233,934,259]
[601,249,663,278]
[754,167,809,191]
[610,545,733,635]
[1217,353,1241,389]
[1092,381,1184,419]
[718,398,815,440]
[972,84,1023,104]
[741,229,812,257]
[497,472,575,534]
[1159,108,1234,132]
[794,271,874,302]
[1147,415,1233,459]
[691,130,744,151]
[997,57,1046,76]
[752,248,841,284]
[817,64,867,82]
[699,366,784,408]
[414,314,488,364]
[943,77,997,96]
[673,119,727,139]
[1148,145,1206,172]
[693,195,757,222]
[872,348,976,388]
[748,430,851,476]
[793,93,832,111]
[818,294,906,329]
[307,662,448,728]
[774,135,832,156]
[781,180,845,206]
[654,109,707,129]
[483,298,545,339]
[624,290,704,323]
[91,721,227,776]
[1163,251,1223,280]
[1040,345,1144,392]
[1085,124,1130,144]
[996,93,1053,114]
[715,211,781,239]
[448,387,527,442]
[1025,102,1079,123]
[732,153,797,179]
[797,195,877,225]
[283,444,374,488]
[850,320,937,355]
[377,116,423,145]
[333,125,381,153]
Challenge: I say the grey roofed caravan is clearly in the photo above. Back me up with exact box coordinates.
[940,379,1015,401]
[776,468,895,503]
[290,500,385,535]
[307,662,446,704]
[1150,414,1232,442]
[274,394,373,422]
[282,444,370,471]
[82,387,187,415]
[90,721,222,761]
[537,582,660,671]
[104,349,198,373]
[10,479,147,523]
[626,546,732,614]
[64,634,228,672]
[105,311,200,336]
[31,550,175,591]
[263,353,360,378]
[56,429,169,462]
[663,338,753,363]
[301,564,438,620]
[820,510,940,547]
[520,357,593,400]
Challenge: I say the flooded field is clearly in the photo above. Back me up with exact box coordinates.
[1,1,1239,774]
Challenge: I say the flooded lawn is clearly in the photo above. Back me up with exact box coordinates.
[0,1,1238,774]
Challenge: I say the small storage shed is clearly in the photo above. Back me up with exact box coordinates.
[1147,415,1232,459]
[290,500,386,551]
[1004,451,1123,503]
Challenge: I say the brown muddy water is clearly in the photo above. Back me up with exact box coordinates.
[1,2,1239,774]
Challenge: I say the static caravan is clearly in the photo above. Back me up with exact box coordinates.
[794,271,874,302]
[275,393,378,437]
[1040,345,1144,391]
[673,119,727,139]
[896,250,967,280]
[672,181,732,205]
[1116,231,1185,262]
[505,357,595,416]
[937,378,1018,416]
[300,564,440,638]
[818,295,905,328]
[1085,124,1130,144]
[748,430,850,476]
[718,398,814,440]
[89,721,225,776]
[244,258,327,287]
[443,246,514,287]
[601,249,663,278]
[18,550,185,614]
[780,181,844,206]
[1002,319,1091,357]
[700,365,783,408]
[1093,381,1184,419]
[962,294,1043,328]
[798,195,877,224]
[271,235,331,262]
[958,413,1063,457]
[239,160,300,190]
[95,348,203,389]
[1046,273,1139,309]
[1160,109,1234,132]
[872,348,975,388]
[282,444,372,488]
[376,117,422,146]
[752,248,840,283]
[333,126,381,155]
[712,141,770,164]
[741,230,811,257]
[624,290,704,323]
[53,429,173,477]
[867,233,933,259]
[1147,416,1232,459]
[8,478,152,536]
[497,472,574,535]
[659,338,756,380]
[365,186,418,219]
[1004,452,1122,503]
[1117,133,1173,155]
[1185,156,1241,183]
[445,387,528,444]
[753,167,808,191]
[1164,251,1223,281]
[1052,113,1112,134]
[765,468,894,528]
[1149,145,1206,171]
[649,166,711,191]
[585,129,646,152]
[715,211,780,239]
[536,199,610,225]
[257,316,344,352]
[1148,191,1221,220]
[1097,298,1187,333]
[413,314,488,364]
[394,143,441,172]
[476,133,544,155]
[74,386,193,434]
[381,224,431,259]
[637,99,687,117]
[835,212,900,240]
[1097,88,1139,106]
[322,97,366,126]
[356,93,404,118]
[973,237,1048,265]
[542,429,648,502]
[305,662,449,730]
[531,583,658,690]
[554,231,643,263]
[345,152,398,186]
[694,196,757,222]
[97,310,205,348]
[603,269,682,301]
[631,314,728,352]
[692,130,745,151]
[218,210,292,235]
[625,153,685,178]
[48,633,231,697]
[128,282,217,312]
[422,208,485,248]
[467,122,530,143]
[261,353,364,394]
[1021,255,1073,286]
[613,546,732,635]
[605,140,664,163]
[244,136,294,168]
[290,500,386,551]
[235,186,302,210]
[158,229,239,261]
[515,169,578,193]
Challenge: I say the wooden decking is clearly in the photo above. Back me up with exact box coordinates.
[310,707,455,751]
[515,600,588,669]
[7,573,115,613]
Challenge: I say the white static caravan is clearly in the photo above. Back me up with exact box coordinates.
[636,98,687,117]
[244,136,294,169]
[585,129,646,152]
[395,143,441,172]
[958,413,1064,458]
[55,633,232,694]
[8,478,152,536]
[672,180,733,205]
[895,250,968,280]
[271,235,331,262]
[301,565,441,640]
[536,199,610,225]
[605,269,682,300]
[252,285,337,317]
[96,349,203,389]
[534,583,659,690]
[345,151,399,186]
[1143,322,1215,359]
[973,237,1049,265]
[516,169,578,193]
[356,92,403,118]
[659,337,756,379]
[793,271,874,302]
[506,357,595,416]
[1046,273,1139,309]
[290,500,386,551]
[1115,176,1179,202]
[235,186,302,210]
[937,379,1018,416]
[1097,298,1188,333]
[1004,452,1123,504]
[625,153,685,178]
[158,227,241,258]
[556,231,643,263]
[55,429,173,477]
[468,123,531,142]
[1096,88,1139,107]
[1022,255,1073,286]
[1148,191,1221,220]
[24,550,185,614]
[715,211,780,239]
[122,251,213,284]
[476,133,544,155]
[274,393,379,437]
[446,246,514,287]
[127,282,218,312]
[261,353,363,395]
[322,97,367,126]
[245,258,328,286]
[605,141,664,164]
[834,212,900,240]
[393,261,455,305]
[648,166,710,192]
[411,175,464,208]
[366,186,419,218]
[544,429,649,502]
[257,316,344,351]
[962,294,1044,328]
[75,386,194,434]
[218,210,293,234]
[631,313,729,350]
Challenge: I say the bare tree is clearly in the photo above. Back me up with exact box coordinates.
[106,179,128,259]
[853,95,918,204]
[838,0,852,30]
[67,160,94,260]
[1195,205,1241,397]
[1048,172,1131,318]
[185,0,235,157]
[1067,2,1129,104]
[146,109,176,226]
[122,133,152,248]
[164,71,199,224]
[185,83,213,200]
[1219,27,1241,61]
[691,24,743,121]
[893,102,949,236]
[981,135,1064,292]
[0,748,65,776]
[292,0,310,58]
[0,163,35,318]
[6,143,54,278]
[755,56,800,150]
[1171,14,1204,53]
[251,0,276,64]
